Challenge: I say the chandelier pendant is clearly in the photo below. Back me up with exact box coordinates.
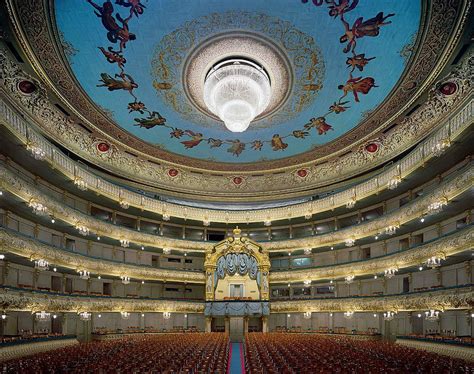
[203,59,271,132]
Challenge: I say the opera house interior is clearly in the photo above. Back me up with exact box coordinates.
[0,0,473,372]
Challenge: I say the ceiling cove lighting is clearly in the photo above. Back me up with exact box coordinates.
[204,59,271,133]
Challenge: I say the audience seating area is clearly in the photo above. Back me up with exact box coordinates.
[244,333,474,373]
[1,333,229,373]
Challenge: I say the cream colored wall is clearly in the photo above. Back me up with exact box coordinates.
[214,274,260,300]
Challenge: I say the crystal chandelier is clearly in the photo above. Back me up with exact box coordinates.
[119,199,130,209]
[121,276,130,285]
[344,311,354,319]
[425,256,442,268]
[431,139,450,157]
[28,199,48,216]
[79,270,90,280]
[384,225,398,236]
[345,275,355,284]
[427,199,447,215]
[346,190,357,209]
[76,225,90,236]
[34,259,49,271]
[26,141,46,160]
[345,238,355,247]
[425,310,440,321]
[303,311,311,319]
[79,312,91,321]
[384,268,398,278]
[35,311,51,322]
[203,59,271,133]
[120,311,130,319]
[163,312,171,319]
[345,198,356,209]
[383,311,396,321]
[387,175,401,190]
[120,239,130,248]
[74,176,87,191]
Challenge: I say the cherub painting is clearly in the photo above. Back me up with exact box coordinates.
[346,54,375,72]
[87,0,136,52]
[97,72,138,92]
[304,117,333,135]
[271,134,288,151]
[338,75,377,102]
[181,130,203,149]
[227,140,245,157]
[134,111,166,129]
[340,12,394,53]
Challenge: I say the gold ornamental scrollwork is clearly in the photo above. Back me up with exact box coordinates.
[0,287,204,313]
[0,162,472,253]
[270,286,474,313]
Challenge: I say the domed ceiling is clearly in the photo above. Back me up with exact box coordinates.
[53,0,420,164]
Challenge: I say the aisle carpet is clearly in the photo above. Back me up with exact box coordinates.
[228,342,245,374]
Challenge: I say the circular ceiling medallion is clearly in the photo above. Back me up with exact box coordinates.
[439,82,457,96]
[365,143,379,153]
[181,32,294,129]
[17,80,36,95]
[296,169,308,178]
[152,11,324,130]
[168,168,179,177]
[232,176,244,185]
[96,142,110,153]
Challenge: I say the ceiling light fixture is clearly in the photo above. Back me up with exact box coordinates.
[204,59,271,133]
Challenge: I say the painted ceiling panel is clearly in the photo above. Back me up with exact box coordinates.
[55,0,420,163]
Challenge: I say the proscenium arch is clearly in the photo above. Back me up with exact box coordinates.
[204,228,270,301]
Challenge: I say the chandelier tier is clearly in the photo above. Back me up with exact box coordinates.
[203,59,271,133]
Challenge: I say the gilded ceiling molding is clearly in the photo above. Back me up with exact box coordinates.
[0,228,205,284]
[0,163,471,253]
[0,93,472,222]
[0,287,204,313]
[0,24,471,201]
[270,286,474,313]
[4,0,468,172]
[269,225,473,283]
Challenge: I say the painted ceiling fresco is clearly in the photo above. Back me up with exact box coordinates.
[55,0,421,163]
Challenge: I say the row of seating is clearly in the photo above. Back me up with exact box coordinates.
[244,333,474,373]
[2,333,229,373]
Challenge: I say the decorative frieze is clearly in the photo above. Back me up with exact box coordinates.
[270,286,474,313]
